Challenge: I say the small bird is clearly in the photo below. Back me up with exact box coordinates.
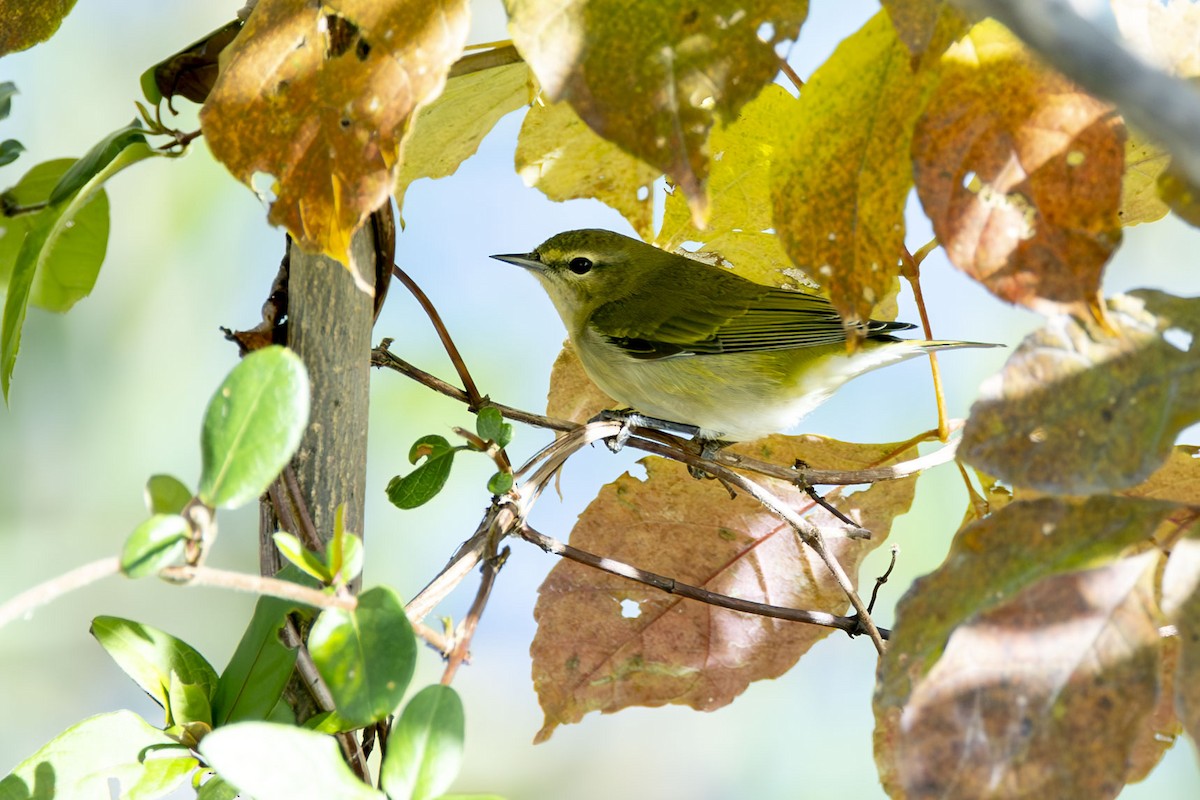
[493,229,995,442]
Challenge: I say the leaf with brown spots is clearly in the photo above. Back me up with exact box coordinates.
[875,496,1187,799]
[1162,522,1200,754]
[912,19,1125,320]
[505,0,808,223]
[960,290,1200,495]
[531,435,917,741]
[516,98,661,241]
[772,10,954,328]
[201,0,469,284]
[881,0,967,59]
[0,0,76,56]
[1120,133,1171,227]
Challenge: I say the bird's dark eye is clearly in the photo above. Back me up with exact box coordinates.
[568,256,593,275]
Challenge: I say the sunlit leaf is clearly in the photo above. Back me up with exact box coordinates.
[381,685,465,800]
[1112,0,1200,77]
[475,406,512,447]
[0,0,79,56]
[145,473,193,515]
[308,586,416,727]
[201,0,469,276]
[532,435,917,741]
[1119,133,1171,226]
[273,531,332,583]
[960,290,1200,494]
[198,345,310,509]
[912,19,1124,318]
[881,0,965,59]
[1162,524,1200,751]
[0,711,196,799]
[201,723,384,800]
[48,119,145,205]
[121,513,189,578]
[506,0,809,220]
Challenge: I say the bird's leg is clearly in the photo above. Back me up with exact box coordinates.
[689,436,732,480]
[591,409,701,453]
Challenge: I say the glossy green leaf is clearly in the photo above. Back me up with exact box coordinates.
[198,345,310,509]
[0,82,15,118]
[49,119,146,205]
[140,64,163,104]
[2,141,156,401]
[487,471,513,495]
[0,711,195,799]
[200,723,384,800]
[121,513,189,578]
[328,505,363,587]
[145,473,193,515]
[0,140,22,168]
[309,586,416,727]
[475,406,512,448]
[196,774,240,800]
[387,435,459,509]
[167,671,213,728]
[212,583,313,726]
[90,617,218,720]
[273,531,332,583]
[381,685,465,800]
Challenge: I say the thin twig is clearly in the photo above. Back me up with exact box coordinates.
[519,525,889,638]
[441,548,508,684]
[283,465,321,551]
[779,58,805,92]
[868,546,899,614]
[901,244,950,441]
[0,557,121,629]
[159,565,355,610]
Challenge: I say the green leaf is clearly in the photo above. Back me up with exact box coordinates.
[90,617,219,720]
[167,671,213,728]
[273,531,333,583]
[381,685,465,800]
[211,581,314,726]
[2,141,156,401]
[328,504,364,587]
[197,774,240,800]
[198,345,310,509]
[475,406,512,447]
[145,473,193,515]
[121,513,189,578]
[0,140,22,168]
[0,82,15,119]
[200,723,384,800]
[140,64,163,105]
[487,471,513,495]
[0,711,196,799]
[308,586,416,727]
[49,119,146,205]
[387,435,459,509]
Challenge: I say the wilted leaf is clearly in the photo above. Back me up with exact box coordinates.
[531,435,917,741]
[0,711,196,799]
[308,586,416,727]
[516,97,660,240]
[546,339,617,425]
[1120,133,1171,226]
[198,345,310,509]
[773,10,951,326]
[201,0,469,275]
[913,19,1124,318]
[881,0,966,59]
[0,0,78,56]
[146,19,244,106]
[396,58,531,211]
[1112,0,1200,77]
[381,685,465,800]
[657,83,797,288]
[960,290,1200,494]
[506,0,809,220]
[875,496,1186,799]
[1122,445,1200,505]
[1162,524,1200,750]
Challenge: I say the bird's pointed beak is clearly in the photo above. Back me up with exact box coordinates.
[491,252,544,271]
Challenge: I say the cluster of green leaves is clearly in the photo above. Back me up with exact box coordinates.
[387,406,514,509]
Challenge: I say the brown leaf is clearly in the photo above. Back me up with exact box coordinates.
[960,290,1200,494]
[1119,133,1171,226]
[545,339,617,425]
[1162,524,1200,753]
[1157,161,1200,228]
[772,10,954,327]
[881,0,967,59]
[875,496,1186,799]
[505,0,809,222]
[201,0,468,279]
[531,435,918,741]
[0,0,76,56]
[912,19,1124,319]
[150,20,244,106]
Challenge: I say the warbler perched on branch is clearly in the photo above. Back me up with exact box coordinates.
[494,229,995,442]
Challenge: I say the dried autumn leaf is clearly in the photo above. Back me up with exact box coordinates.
[656,84,799,288]
[772,10,952,327]
[1162,525,1200,750]
[881,0,966,59]
[531,435,918,742]
[505,0,809,221]
[960,290,1200,494]
[545,339,616,426]
[0,0,77,56]
[875,496,1186,799]
[1120,133,1171,226]
[912,19,1124,319]
[1157,161,1200,228]
[395,57,532,212]
[201,0,469,280]
[1113,0,1200,77]
[516,98,660,241]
